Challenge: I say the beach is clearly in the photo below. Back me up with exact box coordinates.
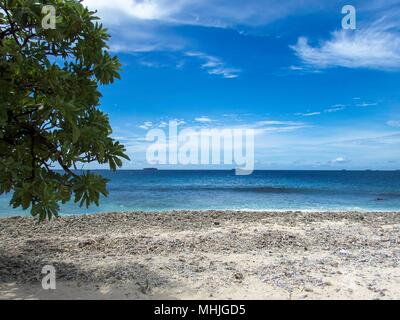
[1,210,400,300]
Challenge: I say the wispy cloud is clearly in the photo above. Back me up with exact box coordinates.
[254,120,302,126]
[83,0,325,29]
[289,65,305,71]
[83,0,312,55]
[323,132,400,148]
[296,112,321,117]
[296,100,378,117]
[330,156,349,164]
[291,14,400,71]
[356,102,378,107]
[324,104,347,113]
[138,59,165,68]
[194,116,215,123]
[174,119,186,126]
[138,121,153,130]
[158,121,168,128]
[139,119,187,130]
[185,51,240,79]
[251,120,310,133]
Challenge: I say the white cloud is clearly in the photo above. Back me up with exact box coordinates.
[186,51,240,79]
[255,120,302,126]
[251,120,310,133]
[331,157,349,164]
[108,23,186,53]
[138,121,153,130]
[291,17,400,71]
[194,116,214,123]
[138,59,165,68]
[296,112,321,117]
[356,102,378,107]
[295,101,377,117]
[83,0,324,28]
[158,121,168,128]
[82,0,335,56]
[324,104,346,113]
[289,65,305,71]
[153,118,309,136]
[83,0,400,78]
[172,119,186,126]
[83,0,182,23]
[223,113,238,118]
[322,132,400,148]
[84,0,328,59]
[333,157,346,162]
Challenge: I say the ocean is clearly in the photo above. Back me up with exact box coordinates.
[1,170,400,216]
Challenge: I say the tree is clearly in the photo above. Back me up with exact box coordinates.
[0,0,129,221]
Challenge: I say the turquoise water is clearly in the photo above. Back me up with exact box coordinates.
[2,170,400,216]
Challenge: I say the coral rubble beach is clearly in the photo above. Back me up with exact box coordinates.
[1,210,400,299]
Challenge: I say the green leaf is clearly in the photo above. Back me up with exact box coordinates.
[1,0,127,221]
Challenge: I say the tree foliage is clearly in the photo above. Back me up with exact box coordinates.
[0,0,129,221]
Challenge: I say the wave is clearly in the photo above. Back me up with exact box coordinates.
[231,186,317,193]
[110,185,319,194]
[108,185,400,197]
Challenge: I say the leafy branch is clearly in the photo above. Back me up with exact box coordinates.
[0,0,129,221]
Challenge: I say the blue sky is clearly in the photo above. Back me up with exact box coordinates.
[83,0,400,170]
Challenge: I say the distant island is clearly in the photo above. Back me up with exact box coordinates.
[143,168,158,171]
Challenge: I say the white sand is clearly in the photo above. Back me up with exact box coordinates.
[1,211,400,300]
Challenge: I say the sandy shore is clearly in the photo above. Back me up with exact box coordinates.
[1,210,400,300]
